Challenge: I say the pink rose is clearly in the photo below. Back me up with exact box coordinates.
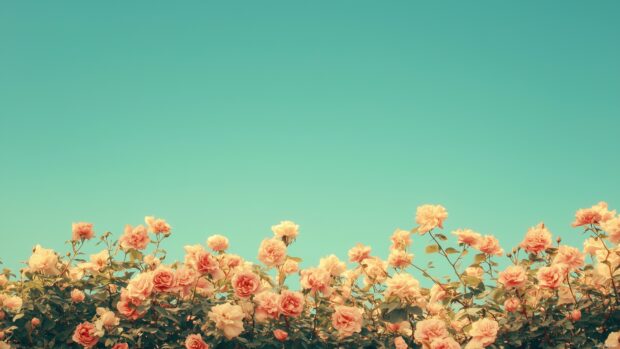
[520,223,552,254]
[278,290,304,317]
[194,251,223,279]
[31,317,41,327]
[112,344,129,349]
[572,202,615,227]
[567,309,581,321]
[185,334,209,349]
[206,235,229,252]
[119,225,150,251]
[504,297,521,312]
[537,264,566,289]
[385,273,421,300]
[348,244,371,263]
[273,329,288,341]
[71,289,85,303]
[152,266,178,293]
[232,270,261,298]
[553,245,585,271]
[497,265,527,289]
[145,216,171,235]
[257,238,287,267]
[414,319,448,344]
[116,299,140,320]
[72,222,95,241]
[175,267,198,296]
[452,229,482,247]
[72,322,99,348]
[332,305,363,337]
[416,204,448,234]
[469,318,498,347]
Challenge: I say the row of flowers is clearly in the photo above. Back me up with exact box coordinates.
[0,203,619,348]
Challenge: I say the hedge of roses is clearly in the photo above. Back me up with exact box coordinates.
[1,203,620,349]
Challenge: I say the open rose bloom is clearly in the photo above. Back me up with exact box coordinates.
[0,204,618,348]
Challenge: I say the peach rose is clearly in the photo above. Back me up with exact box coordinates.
[583,237,606,255]
[430,337,460,349]
[497,265,527,289]
[273,329,288,341]
[390,229,412,250]
[348,244,372,263]
[429,284,447,303]
[208,302,245,339]
[282,259,299,274]
[112,344,129,349]
[331,305,363,337]
[520,223,552,254]
[125,272,154,303]
[254,291,280,322]
[395,336,408,349]
[119,225,150,251]
[465,266,484,279]
[95,307,119,332]
[319,255,346,276]
[185,334,209,349]
[605,331,620,349]
[553,245,585,271]
[232,270,261,298]
[0,341,10,349]
[361,257,388,284]
[537,264,566,289]
[476,235,503,256]
[72,222,95,241]
[388,250,413,269]
[278,290,305,317]
[3,296,22,313]
[469,318,498,347]
[72,322,99,348]
[31,317,41,327]
[385,273,421,300]
[414,318,448,344]
[206,234,229,252]
[416,204,448,234]
[504,297,520,312]
[28,245,59,275]
[452,229,482,247]
[145,216,171,235]
[601,217,620,244]
[572,201,615,227]
[271,220,299,240]
[300,267,331,294]
[257,238,287,267]
[71,289,86,303]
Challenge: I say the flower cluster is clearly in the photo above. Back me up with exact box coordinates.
[0,204,619,348]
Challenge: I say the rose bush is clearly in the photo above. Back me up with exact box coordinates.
[0,203,619,348]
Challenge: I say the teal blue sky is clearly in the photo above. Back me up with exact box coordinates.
[1,1,619,278]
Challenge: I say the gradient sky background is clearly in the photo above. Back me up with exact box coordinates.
[1,1,619,279]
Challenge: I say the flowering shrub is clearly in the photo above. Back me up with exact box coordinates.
[1,205,620,349]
